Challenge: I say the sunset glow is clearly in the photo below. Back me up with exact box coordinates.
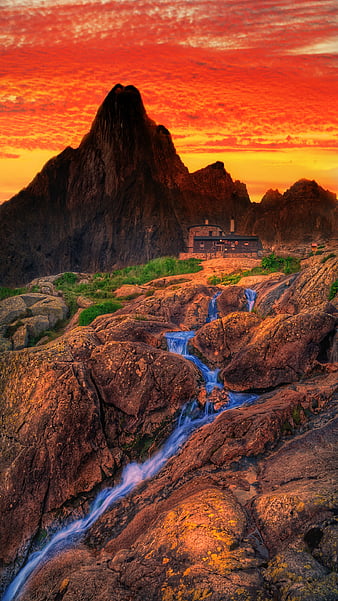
[1,0,337,202]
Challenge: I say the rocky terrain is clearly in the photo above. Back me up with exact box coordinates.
[0,84,337,286]
[0,254,337,600]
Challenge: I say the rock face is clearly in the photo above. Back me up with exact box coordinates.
[244,179,338,246]
[114,283,219,329]
[0,85,250,286]
[220,312,336,390]
[190,311,336,390]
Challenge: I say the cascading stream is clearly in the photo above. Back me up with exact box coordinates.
[206,290,222,322]
[245,288,257,312]
[2,292,257,601]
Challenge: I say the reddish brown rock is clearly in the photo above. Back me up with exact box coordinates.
[190,311,261,367]
[274,255,338,314]
[253,273,298,316]
[221,312,336,390]
[114,284,217,329]
[12,370,337,601]
[92,313,179,347]
[0,323,198,567]
[217,285,248,316]
[90,341,199,443]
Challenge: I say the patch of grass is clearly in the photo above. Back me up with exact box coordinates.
[112,257,202,285]
[292,406,302,425]
[52,258,202,313]
[78,301,122,326]
[0,286,28,301]
[55,272,78,287]
[207,275,222,285]
[328,279,338,301]
[220,274,241,286]
[207,254,300,287]
[321,253,336,263]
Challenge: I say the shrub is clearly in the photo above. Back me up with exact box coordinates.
[328,280,338,301]
[78,301,122,326]
[261,253,300,274]
[0,286,27,301]
[321,253,336,263]
[55,272,78,287]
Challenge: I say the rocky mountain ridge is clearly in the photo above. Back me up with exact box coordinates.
[0,83,337,286]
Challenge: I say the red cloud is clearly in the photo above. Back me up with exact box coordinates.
[0,0,337,199]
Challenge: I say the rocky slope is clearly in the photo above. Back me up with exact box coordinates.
[244,179,338,247]
[0,257,337,600]
[1,84,337,286]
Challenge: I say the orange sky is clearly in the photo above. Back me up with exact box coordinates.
[1,0,337,203]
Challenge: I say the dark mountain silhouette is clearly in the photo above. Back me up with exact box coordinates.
[0,85,250,285]
[244,179,338,246]
[0,84,337,285]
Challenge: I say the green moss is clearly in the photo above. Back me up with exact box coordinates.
[207,275,222,285]
[261,253,300,274]
[78,301,122,326]
[54,272,78,287]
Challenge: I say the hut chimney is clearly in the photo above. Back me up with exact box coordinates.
[205,219,209,225]
[230,217,235,233]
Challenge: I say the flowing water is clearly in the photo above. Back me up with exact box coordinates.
[2,293,257,601]
[245,288,257,312]
[206,290,222,322]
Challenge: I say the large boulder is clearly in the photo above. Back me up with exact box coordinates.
[220,312,336,390]
[254,255,338,317]
[190,312,261,367]
[114,284,217,329]
[0,293,68,350]
[217,285,248,316]
[93,313,179,347]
